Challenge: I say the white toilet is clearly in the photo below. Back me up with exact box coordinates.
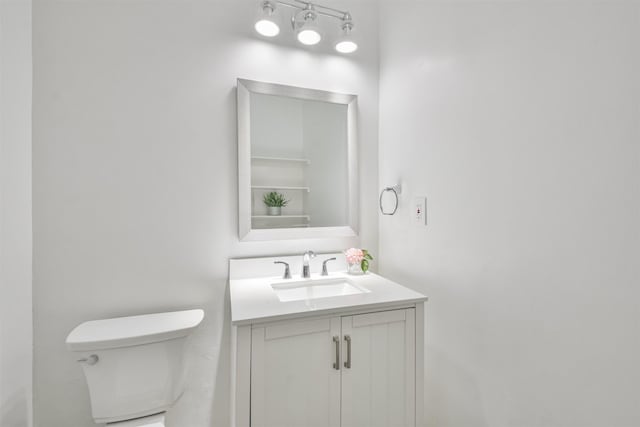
[66,309,204,426]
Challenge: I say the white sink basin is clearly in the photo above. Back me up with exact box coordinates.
[271,277,370,302]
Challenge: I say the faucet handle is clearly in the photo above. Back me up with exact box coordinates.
[321,257,337,276]
[274,261,291,279]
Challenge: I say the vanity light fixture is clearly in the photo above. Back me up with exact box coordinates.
[255,1,281,37]
[334,14,357,53]
[293,4,322,45]
[254,0,358,54]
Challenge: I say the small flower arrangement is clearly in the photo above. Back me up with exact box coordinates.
[344,248,373,274]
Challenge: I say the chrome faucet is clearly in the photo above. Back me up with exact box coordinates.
[302,250,316,278]
[274,261,291,279]
[321,257,337,276]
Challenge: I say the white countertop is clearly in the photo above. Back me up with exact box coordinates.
[229,253,428,325]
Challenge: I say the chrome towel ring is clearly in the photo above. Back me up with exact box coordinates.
[379,184,401,215]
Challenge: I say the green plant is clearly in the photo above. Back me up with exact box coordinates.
[263,191,289,208]
[360,249,373,273]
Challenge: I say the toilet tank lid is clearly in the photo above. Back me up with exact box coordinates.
[66,309,204,351]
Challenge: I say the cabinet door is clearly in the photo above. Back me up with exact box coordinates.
[251,316,341,427]
[341,309,416,427]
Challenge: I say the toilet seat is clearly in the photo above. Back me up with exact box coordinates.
[107,412,165,427]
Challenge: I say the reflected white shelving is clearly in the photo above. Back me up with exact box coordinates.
[256,224,311,228]
[251,215,311,220]
[251,185,310,192]
[251,154,311,228]
[251,156,311,165]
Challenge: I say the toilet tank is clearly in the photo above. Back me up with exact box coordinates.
[66,309,204,424]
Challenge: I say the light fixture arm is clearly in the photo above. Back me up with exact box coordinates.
[275,0,352,22]
[261,0,276,13]
[340,14,354,32]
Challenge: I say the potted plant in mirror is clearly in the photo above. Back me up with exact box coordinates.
[263,191,289,216]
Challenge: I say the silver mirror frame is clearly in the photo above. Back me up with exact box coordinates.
[237,78,359,241]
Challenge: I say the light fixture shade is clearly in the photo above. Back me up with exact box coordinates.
[335,20,357,53]
[297,28,322,45]
[293,6,322,45]
[255,1,280,37]
[335,39,357,53]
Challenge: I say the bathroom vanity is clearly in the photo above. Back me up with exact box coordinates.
[229,254,427,427]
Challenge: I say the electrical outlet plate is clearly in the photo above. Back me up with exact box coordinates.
[413,196,426,226]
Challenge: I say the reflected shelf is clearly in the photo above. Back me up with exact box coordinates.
[252,224,311,229]
[252,215,310,220]
[251,185,310,192]
[251,156,310,165]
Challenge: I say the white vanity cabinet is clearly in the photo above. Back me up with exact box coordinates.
[250,316,341,427]
[340,309,416,427]
[233,306,423,427]
[229,254,427,427]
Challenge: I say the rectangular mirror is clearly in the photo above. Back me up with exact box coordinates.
[237,79,358,241]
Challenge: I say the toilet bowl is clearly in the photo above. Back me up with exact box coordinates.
[66,309,204,426]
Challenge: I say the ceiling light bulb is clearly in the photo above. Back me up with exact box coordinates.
[335,40,357,53]
[335,19,358,53]
[255,1,280,37]
[255,19,280,37]
[297,29,322,45]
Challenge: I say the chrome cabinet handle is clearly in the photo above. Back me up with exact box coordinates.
[344,335,351,369]
[77,354,99,365]
[332,336,340,370]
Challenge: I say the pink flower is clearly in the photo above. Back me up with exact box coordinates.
[344,248,364,264]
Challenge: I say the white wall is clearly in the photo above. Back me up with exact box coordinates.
[304,101,348,227]
[0,0,33,426]
[251,94,304,158]
[32,1,378,426]
[379,1,640,426]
